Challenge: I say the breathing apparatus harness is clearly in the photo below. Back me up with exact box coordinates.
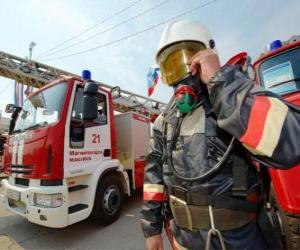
[166,52,263,182]
[166,73,236,182]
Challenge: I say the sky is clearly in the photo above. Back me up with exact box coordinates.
[0,0,300,116]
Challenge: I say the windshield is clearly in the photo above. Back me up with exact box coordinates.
[259,47,300,95]
[13,83,68,132]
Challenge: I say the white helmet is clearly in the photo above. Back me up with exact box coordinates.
[156,20,216,61]
[156,20,216,85]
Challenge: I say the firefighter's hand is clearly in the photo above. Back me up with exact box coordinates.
[146,235,164,250]
[189,49,221,84]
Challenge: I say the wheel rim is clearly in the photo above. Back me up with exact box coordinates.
[103,185,121,215]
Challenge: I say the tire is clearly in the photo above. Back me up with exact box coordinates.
[269,187,300,249]
[91,174,124,226]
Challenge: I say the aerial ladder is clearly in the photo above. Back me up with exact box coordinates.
[0,50,166,116]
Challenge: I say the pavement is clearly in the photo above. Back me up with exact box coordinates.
[0,185,172,250]
[0,235,22,250]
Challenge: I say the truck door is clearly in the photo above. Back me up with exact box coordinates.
[64,83,111,177]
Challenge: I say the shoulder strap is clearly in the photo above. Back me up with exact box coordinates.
[231,141,255,198]
[200,84,214,117]
[231,153,249,197]
[162,118,168,165]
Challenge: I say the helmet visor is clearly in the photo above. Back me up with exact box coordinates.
[157,41,206,85]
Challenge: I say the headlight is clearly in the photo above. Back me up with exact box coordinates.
[34,193,63,208]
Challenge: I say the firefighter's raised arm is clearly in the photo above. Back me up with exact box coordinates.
[191,50,300,168]
[140,114,165,249]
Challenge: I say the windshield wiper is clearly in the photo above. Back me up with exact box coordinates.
[12,129,23,134]
[25,122,48,131]
[268,77,300,88]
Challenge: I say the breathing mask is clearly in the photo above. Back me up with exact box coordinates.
[157,41,206,113]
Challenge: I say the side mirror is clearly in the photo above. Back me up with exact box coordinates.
[82,81,98,120]
[5,104,16,113]
[83,80,98,95]
[8,106,21,134]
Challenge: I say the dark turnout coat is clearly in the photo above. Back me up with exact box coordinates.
[140,65,300,249]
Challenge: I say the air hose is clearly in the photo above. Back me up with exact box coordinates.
[167,113,236,182]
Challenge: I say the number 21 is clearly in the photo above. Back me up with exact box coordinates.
[92,134,100,143]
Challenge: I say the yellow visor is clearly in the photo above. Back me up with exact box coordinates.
[157,41,206,85]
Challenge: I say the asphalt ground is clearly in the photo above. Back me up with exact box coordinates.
[0,184,172,250]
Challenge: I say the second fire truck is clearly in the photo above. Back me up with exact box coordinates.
[254,36,300,249]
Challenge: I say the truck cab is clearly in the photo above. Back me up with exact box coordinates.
[254,37,300,249]
[255,37,300,103]
[0,74,150,228]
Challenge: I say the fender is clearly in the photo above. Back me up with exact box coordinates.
[97,161,131,197]
[72,159,130,222]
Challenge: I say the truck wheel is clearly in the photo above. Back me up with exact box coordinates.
[270,187,300,249]
[91,174,124,226]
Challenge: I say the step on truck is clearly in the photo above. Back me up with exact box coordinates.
[0,66,165,228]
[254,36,300,249]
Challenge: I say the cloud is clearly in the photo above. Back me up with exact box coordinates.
[213,0,300,62]
[248,0,300,57]
[215,32,244,64]
[27,0,94,34]
[2,0,299,105]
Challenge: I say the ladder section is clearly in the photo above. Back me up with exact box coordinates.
[0,50,165,116]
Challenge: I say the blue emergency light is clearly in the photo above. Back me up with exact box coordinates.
[269,40,282,51]
[82,70,91,80]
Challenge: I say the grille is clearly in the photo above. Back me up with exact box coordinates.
[9,164,34,175]
[15,178,29,186]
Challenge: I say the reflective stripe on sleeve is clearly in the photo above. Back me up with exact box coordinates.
[143,192,165,201]
[240,96,271,148]
[174,237,188,250]
[241,96,288,157]
[143,184,165,201]
[143,184,164,193]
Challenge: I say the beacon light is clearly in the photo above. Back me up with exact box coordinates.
[268,40,282,51]
[82,70,91,80]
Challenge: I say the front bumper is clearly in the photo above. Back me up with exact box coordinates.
[0,178,69,228]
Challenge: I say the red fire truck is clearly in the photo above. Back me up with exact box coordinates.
[253,36,300,249]
[0,51,165,228]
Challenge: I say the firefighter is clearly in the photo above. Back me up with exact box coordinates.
[140,19,300,250]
